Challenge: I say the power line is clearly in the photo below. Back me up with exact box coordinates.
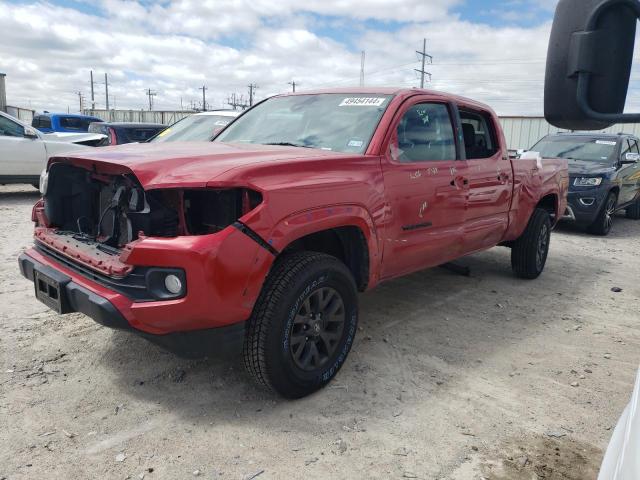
[227,92,248,110]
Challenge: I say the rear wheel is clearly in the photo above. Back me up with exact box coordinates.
[588,192,617,236]
[626,197,640,220]
[511,208,552,279]
[243,252,358,398]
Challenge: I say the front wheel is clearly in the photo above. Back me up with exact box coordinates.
[243,252,358,398]
[588,192,617,236]
[511,208,552,279]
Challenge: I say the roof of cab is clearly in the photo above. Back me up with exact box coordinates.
[276,87,496,112]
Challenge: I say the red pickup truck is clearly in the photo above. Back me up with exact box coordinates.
[19,88,568,398]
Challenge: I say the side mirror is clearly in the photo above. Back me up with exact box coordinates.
[516,149,526,156]
[622,152,640,163]
[24,126,39,139]
[519,150,544,169]
[545,0,638,130]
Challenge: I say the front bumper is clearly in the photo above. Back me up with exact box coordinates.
[16,225,268,357]
[19,252,246,358]
[562,187,609,225]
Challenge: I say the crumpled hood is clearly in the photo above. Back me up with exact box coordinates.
[568,159,616,176]
[52,141,346,189]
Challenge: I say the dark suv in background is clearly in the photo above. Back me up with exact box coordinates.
[531,133,640,235]
[88,122,166,146]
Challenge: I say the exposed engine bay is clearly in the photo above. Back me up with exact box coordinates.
[36,163,262,272]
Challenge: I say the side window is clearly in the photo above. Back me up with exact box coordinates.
[621,139,632,157]
[0,116,25,137]
[395,103,456,162]
[460,110,499,159]
[628,139,639,154]
[40,116,51,129]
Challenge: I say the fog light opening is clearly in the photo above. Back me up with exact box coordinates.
[164,274,183,295]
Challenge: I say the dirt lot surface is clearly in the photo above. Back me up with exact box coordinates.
[1,184,639,480]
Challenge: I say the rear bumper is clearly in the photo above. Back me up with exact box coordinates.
[18,251,246,358]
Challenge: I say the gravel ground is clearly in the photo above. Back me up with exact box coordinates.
[1,183,639,480]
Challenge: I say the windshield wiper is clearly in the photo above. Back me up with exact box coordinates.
[264,142,313,149]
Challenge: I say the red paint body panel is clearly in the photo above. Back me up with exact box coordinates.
[29,88,568,336]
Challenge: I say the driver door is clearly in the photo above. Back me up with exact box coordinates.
[0,115,46,177]
[380,99,467,279]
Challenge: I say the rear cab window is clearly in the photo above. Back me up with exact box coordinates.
[459,109,499,159]
[58,116,96,131]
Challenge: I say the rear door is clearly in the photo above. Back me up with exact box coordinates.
[380,98,467,279]
[619,138,640,205]
[458,108,512,253]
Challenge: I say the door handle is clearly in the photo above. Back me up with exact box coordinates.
[450,177,468,187]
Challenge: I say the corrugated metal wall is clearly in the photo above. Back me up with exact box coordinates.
[83,109,194,125]
[499,117,640,150]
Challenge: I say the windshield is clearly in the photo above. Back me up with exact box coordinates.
[151,114,235,142]
[215,94,393,154]
[531,136,617,162]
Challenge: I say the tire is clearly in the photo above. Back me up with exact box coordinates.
[626,197,640,220]
[243,252,358,398]
[511,208,552,279]
[587,192,617,236]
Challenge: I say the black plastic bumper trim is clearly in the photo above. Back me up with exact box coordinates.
[233,221,278,256]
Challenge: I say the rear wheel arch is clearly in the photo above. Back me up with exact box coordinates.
[535,193,559,219]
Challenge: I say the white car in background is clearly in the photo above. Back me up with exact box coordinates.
[0,110,105,187]
[599,365,640,479]
[150,110,240,143]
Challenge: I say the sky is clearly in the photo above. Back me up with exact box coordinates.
[0,0,587,116]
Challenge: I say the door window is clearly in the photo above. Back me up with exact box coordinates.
[395,103,456,162]
[627,139,639,154]
[0,116,25,137]
[459,110,499,159]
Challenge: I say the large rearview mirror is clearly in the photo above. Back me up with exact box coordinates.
[545,0,638,130]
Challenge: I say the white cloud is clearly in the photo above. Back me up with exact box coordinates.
[0,0,606,117]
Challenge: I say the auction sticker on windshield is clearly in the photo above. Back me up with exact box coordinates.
[339,97,386,107]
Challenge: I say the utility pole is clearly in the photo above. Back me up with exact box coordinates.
[248,83,258,107]
[227,93,248,110]
[77,91,84,113]
[360,51,365,87]
[199,85,207,111]
[415,38,433,88]
[90,70,95,109]
[146,88,157,111]
[104,73,110,110]
[288,80,297,93]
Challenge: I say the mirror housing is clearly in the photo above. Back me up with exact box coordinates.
[545,0,638,130]
[622,152,640,163]
[23,126,39,139]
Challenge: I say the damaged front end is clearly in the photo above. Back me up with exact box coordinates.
[33,162,263,292]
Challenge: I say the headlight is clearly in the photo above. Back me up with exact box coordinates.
[39,169,49,195]
[573,177,602,187]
